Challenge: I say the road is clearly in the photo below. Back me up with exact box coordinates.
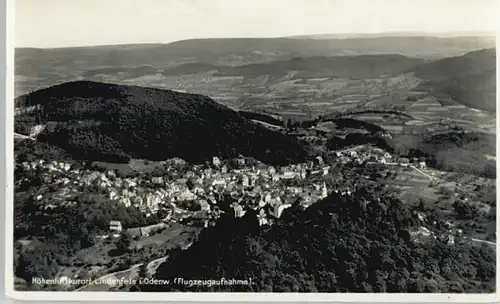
[250,119,283,130]
[145,256,167,276]
[469,237,496,247]
[74,256,167,292]
[337,145,365,154]
[14,132,33,140]
[409,165,440,181]
[410,166,443,181]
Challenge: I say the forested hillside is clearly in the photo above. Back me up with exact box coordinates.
[390,129,496,178]
[215,55,425,79]
[146,189,495,293]
[15,81,308,165]
[413,49,496,111]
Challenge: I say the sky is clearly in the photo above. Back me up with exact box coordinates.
[15,0,498,48]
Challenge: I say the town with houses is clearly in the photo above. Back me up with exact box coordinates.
[19,138,482,251]
[16,143,461,245]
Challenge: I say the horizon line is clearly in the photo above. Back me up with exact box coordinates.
[15,30,496,50]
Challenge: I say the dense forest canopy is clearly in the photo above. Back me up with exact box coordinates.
[15,81,308,165]
[146,189,495,292]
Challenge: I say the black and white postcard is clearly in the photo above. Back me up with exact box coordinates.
[4,0,498,302]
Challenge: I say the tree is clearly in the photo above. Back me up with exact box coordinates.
[16,247,59,283]
[483,163,496,178]
[16,251,38,282]
[409,278,426,292]
[186,178,195,190]
[417,199,426,212]
[129,284,141,292]
[453,201,478,220]
[138,264,149,279]
[80,228,95,249]
[115,232,132,254]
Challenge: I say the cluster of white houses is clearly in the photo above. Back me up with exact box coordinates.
[20,145,489,251]
[334,146,426,168]
[411,212,466,246]
[20,155,334,229]
[20,144,426,231]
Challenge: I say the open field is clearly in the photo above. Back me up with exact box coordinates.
[82,68,493,137]
[67,224,198,292]
[15,50,495,139]
[131,223,200,249]
[387,164,496,243]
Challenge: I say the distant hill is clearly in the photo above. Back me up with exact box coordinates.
[412,49,496,111]
[289,32,496,40]
[16,37,493,70]
[81,65,160,78]
[162,63,219,76]
[14,81,308,165]
[15,36,495,96]
[214,55,425,79]
[157,36,495,60]
[413,48,495,80]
